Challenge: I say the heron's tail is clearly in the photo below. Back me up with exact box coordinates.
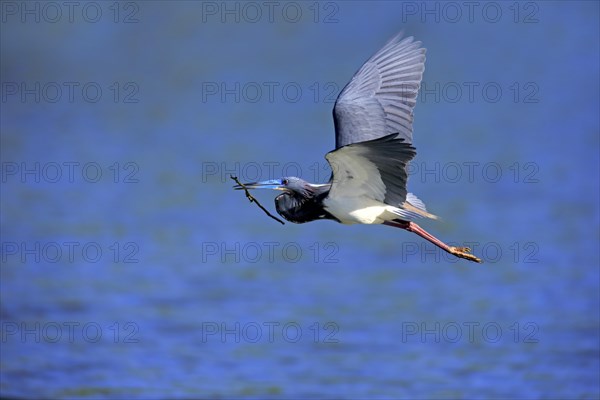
[401,193,439,220]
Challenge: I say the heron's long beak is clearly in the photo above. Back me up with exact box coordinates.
[233,179,285,191]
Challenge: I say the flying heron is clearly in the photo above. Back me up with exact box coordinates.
[234,32,482,263]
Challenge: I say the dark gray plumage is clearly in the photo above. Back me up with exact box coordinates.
[272,177,337,224]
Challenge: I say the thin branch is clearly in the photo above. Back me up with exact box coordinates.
[230,175,285,225]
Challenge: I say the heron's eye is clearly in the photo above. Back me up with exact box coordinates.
[282,179,289,185]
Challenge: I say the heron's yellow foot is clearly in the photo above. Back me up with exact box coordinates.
[449,246,482,263]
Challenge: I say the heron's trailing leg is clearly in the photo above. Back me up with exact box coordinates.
[384,221,482,263]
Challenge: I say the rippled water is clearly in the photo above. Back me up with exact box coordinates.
[1,2,599,398]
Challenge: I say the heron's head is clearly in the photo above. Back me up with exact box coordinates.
[234,177,333,223]
[233,177,314,198]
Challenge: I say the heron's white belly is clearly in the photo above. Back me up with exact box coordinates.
[324,196,392,225]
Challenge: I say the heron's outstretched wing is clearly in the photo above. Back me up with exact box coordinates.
[333,33,426,148]
[325,134,416,206]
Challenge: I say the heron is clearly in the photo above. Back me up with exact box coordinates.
[234,32,482,263]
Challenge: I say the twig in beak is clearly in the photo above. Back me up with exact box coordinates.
[230,175,285,225]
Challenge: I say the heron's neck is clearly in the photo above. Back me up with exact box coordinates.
[305,183,332,197]
[275,184,335,224]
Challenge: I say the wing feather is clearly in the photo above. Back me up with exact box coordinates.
[333,33,426,148]
[325,134,416,207]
